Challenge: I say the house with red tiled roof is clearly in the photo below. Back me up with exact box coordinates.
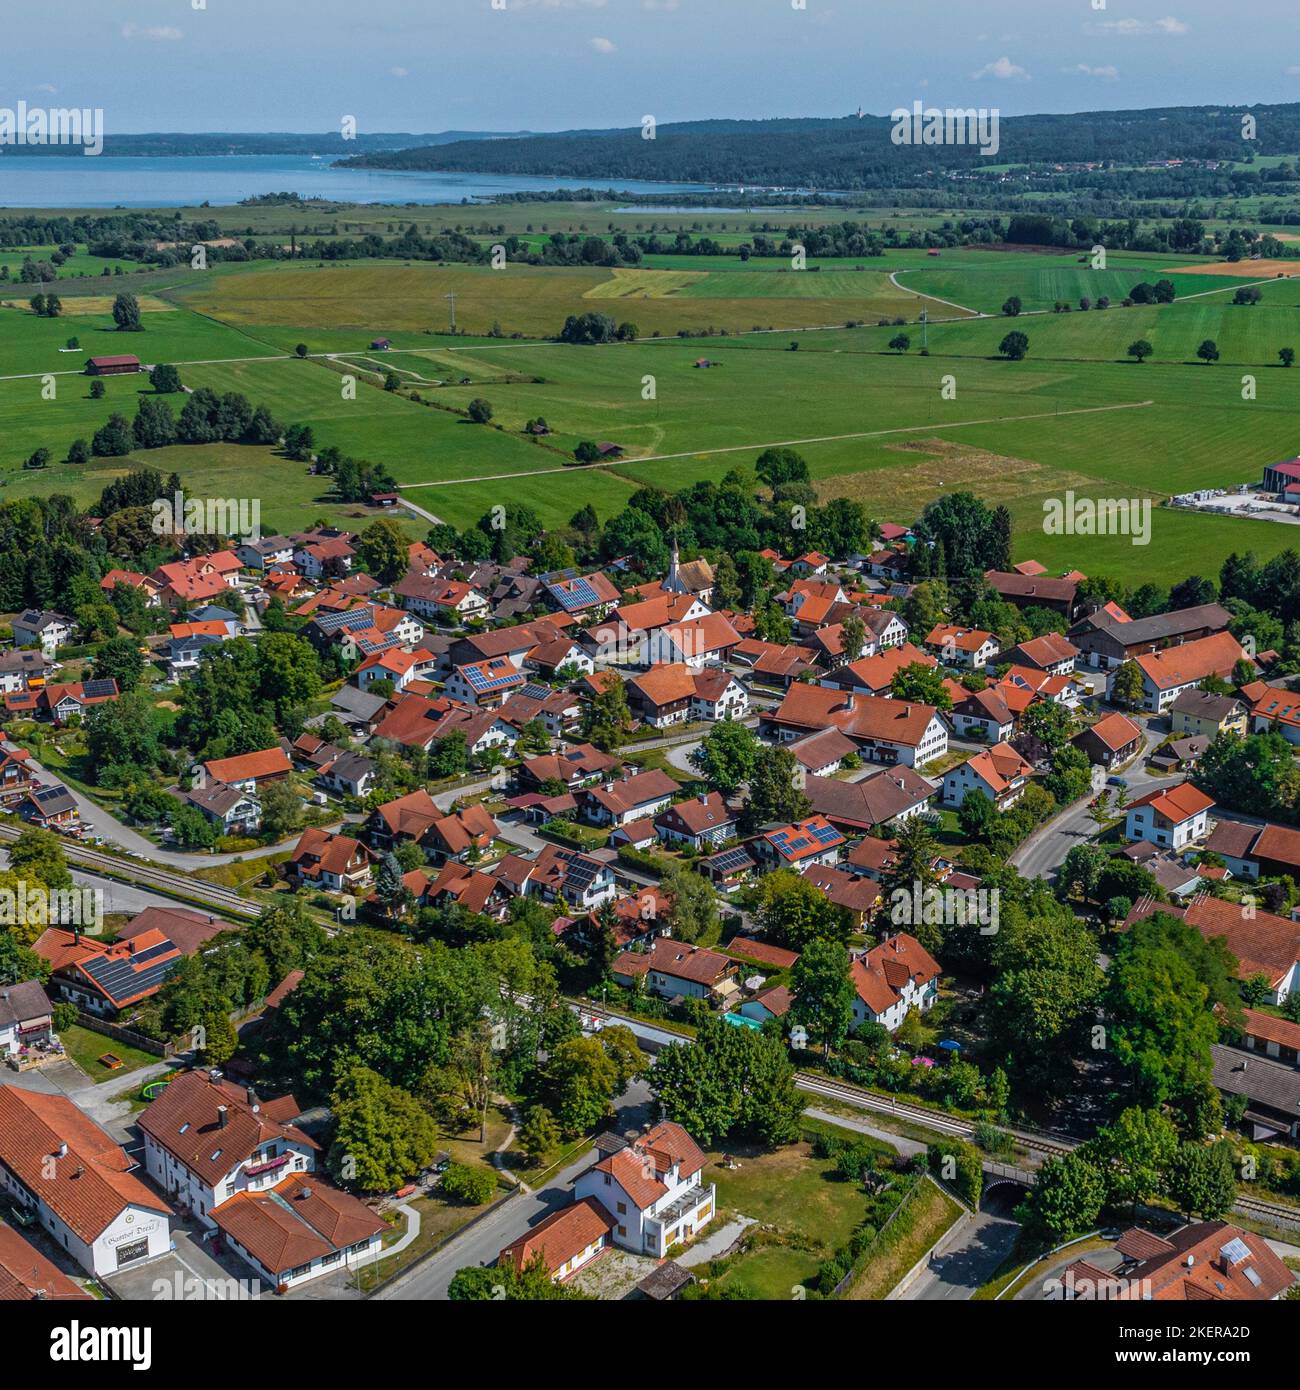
[803,864,881,928]
[147,551,243,608]
[578,769,677,828]
[1004,632,1079,675]
[498,1196,615,1281]
[32,927,185,1017]
[1205,816,1300,882]
[1073,711,1143,768]
[924,624,1000,671]
[765,685,948,769]
[643,612,742,669]
[1124,781,1214,851]
[752,815,845,871]
[0,746,36,806]
[1131,630,1248,714]
[1057,1222,1293,1301]
[0,1222,92,1300]
[949,685,1016,743]
[212,1172,385,1292]
[849,933,941,1032]
[0,1088,172,1276]
[424,803,498,864]
[293,535,356,581]
[738,984,796,1026]
[573,1121,715,1258]
[1126,893,1300,1005]
[422,860,511,918]
[820,642,937,699]
[139,1069,320,1231]
[655,791,738,851]
[942,743,1033,811]
[202,746,292,792]
[627,663,747,727]
[1233,1007,1300,1067]
[611,938,739,1002]
[286,828,372,894]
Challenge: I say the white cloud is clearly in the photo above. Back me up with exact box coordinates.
[589,36,617,54]
[36,83,57,94]
[1068,64,1120,80]
[391,67,410,78]
[1092,16,1187,36]
[973,56,1028,81]
[1288,66,1300,76]
[121,23,183,41]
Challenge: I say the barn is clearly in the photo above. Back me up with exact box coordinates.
[85,355,141,376]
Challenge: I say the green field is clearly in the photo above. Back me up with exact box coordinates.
[170,257,964,340]
[3,219,1300,588]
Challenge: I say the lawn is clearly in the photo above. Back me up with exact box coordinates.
[60,1024,160,1083]
[701,1124,894,1296]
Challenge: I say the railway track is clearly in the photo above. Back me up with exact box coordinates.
[0,823,260,920]
[795,1071,1074,1159]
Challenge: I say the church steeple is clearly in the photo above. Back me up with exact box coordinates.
[664,535,686,594]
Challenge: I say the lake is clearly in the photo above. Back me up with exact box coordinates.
[0,154,708,209]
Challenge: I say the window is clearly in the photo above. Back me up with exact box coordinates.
[617,1225,626,1237]
[616,1202,626,1215]
[321,1251,341,1267]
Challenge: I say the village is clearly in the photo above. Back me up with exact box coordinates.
[1,462,1299,1311]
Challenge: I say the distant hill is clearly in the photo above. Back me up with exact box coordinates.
[335,105,1300,189]
[1,130,535,158]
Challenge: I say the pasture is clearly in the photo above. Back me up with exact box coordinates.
[1,225,1299,589]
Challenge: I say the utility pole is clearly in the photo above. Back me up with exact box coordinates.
[445,293,457,334]
[921,306,928,351]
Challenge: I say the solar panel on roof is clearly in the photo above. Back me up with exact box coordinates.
[811,823,842,845]
[709,847,754,873]
[466,666,523,693]
[81,679,118,699]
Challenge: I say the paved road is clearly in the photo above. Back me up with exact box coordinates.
[1008,716,1168,884]
[6,741,306,869]
[376,1078,655,1300]
[897,1209,1020,1301]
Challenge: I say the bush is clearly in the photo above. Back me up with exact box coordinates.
[442,1162,499,1206]
[52,1002,79,1033]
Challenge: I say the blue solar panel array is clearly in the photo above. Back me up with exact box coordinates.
[708,846,755,874]
[82,940,179,1004]
[549,576,602,612]
[464,662,523,694]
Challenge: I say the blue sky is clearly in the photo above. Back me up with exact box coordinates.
[11,0,1300,133]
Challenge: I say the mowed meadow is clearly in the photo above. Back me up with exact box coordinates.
[168,256,967,340]
[4,238,1300,585]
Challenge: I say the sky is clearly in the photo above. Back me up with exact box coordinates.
[8,0,1300,135]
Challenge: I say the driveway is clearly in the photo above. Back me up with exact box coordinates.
[103,1223,265,1302]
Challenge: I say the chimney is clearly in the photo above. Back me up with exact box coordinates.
[844,693,855,711]
[246,1086,258,1108]
[73,925,80,946]
[56,1142,68,1159]
[217,1105,228,1128]
[300,1185,312,1200]
[698,792,708,805]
